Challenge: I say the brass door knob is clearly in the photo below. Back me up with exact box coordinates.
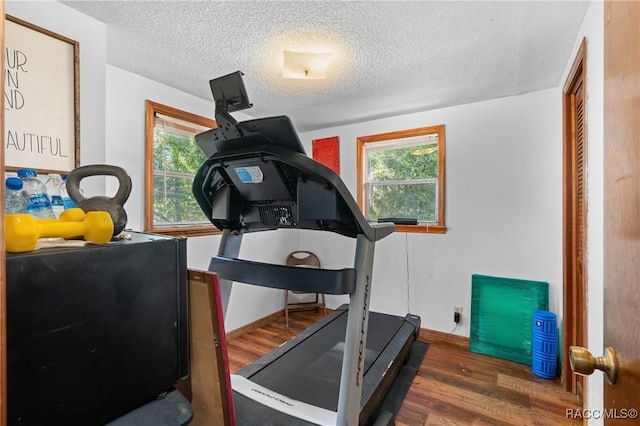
[569,346,618,384]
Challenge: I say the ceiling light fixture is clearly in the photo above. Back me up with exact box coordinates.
[282,50,333,80]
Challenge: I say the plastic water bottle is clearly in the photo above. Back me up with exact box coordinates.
[5,177,29,214]
[17,169,56,219]
[45,173,65,218]
[60,174,78,209]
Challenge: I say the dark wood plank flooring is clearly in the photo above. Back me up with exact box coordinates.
[226,310,581,426]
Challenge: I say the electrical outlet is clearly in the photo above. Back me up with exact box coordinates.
[453,306,462,323]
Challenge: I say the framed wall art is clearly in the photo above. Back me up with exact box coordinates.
[4,15,80,173]
[312,136,340,175]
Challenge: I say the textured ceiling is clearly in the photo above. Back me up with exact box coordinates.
[61,1,590,132]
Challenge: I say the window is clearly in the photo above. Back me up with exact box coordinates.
[145,100,218,236]
[357,125,446,234]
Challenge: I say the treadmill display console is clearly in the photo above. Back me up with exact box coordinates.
[192,71,388,241]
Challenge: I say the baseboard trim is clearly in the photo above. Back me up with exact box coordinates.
[226,309,285,341]
[418,328,469,349]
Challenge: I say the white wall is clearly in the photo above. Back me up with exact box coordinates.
[560,1,605,422]
[299,88,564,337]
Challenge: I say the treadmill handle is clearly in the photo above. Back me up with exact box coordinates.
[209,255,357,295]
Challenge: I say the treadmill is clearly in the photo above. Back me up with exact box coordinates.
[192,71,421,426]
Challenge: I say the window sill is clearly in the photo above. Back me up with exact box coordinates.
[394,223,447,234]
[145,225,221,238]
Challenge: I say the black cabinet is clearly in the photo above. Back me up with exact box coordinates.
[6,232,188,426]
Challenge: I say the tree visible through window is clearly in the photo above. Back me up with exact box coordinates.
[145,100,218,236]
[357,125,446,234]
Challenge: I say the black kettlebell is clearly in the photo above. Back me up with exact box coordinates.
[66,164,132,237]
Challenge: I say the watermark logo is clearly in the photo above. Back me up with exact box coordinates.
[566,408,638,420]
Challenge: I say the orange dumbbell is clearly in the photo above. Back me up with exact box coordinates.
[5,211,114,253]
[36,208,87,223]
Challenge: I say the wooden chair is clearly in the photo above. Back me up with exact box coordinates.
[284,250,326,328]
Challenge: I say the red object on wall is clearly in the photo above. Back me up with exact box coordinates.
[312,136,340,175]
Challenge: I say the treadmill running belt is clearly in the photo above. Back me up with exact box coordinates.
[246,310,405,411]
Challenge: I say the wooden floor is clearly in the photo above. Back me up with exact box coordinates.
[226,310,582,426]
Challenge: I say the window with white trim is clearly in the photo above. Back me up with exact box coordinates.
[357,125,446,234]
